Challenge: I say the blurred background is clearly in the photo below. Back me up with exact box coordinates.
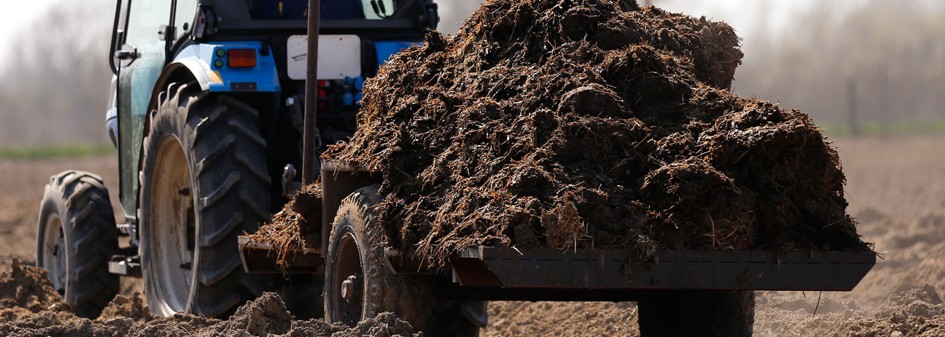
[0,0,943,151]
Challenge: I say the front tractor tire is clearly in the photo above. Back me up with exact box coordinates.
[36,171,119,318]
[139,82,270,317]
[325,186,485,336]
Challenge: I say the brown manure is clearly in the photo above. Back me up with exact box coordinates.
[320,0,870,266]
[245,183,323,268]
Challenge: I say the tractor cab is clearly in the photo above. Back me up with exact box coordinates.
[108,0,437,222]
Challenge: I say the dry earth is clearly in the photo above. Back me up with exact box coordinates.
[0,156,120,275]
[1,136,944,335]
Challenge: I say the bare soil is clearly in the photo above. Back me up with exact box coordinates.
[0,136,941,335]
[0,155,120,274]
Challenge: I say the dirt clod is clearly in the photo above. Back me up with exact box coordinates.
[98,293,151,321]
[330,312,418,337]
[206,292,294,336]
[0,259,66,313]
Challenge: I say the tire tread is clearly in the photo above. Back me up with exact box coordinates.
[38,170,119,318]
[139,82,270,318]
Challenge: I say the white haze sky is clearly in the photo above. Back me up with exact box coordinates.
[0,0,937,60]
[0,0,57,58]
[0,0,812,53]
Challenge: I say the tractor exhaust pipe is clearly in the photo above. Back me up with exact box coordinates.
[302,0,322,185]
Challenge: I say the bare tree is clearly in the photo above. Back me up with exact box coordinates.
[437,0,486,34]
[0,0,112,147]
[734,0,945,126]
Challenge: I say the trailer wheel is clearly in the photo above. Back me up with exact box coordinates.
[36,171,119,318]
[637,290,754,337]
[139,82,270,317]
[325,185,485,336]
[429,300,488,337]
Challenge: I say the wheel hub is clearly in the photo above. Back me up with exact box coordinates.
[146,136,197,315]
[332,231,364,325]
[41,215,67,295]
[341,275,358,302]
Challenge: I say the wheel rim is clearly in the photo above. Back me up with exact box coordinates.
[147,135,197,314]
[41,214,67,295]
[331,231,364,325]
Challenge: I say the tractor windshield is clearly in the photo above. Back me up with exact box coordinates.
[250,0,399,20]
[205,0,433,46]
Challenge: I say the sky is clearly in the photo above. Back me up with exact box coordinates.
[657,0,904,42]
[0,0,811,53]
[660,0,815,40]
[0,0,929,61]
[434,0,851,42]
[0,0,57,58]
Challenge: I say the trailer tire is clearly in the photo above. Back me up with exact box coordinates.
[325,185,484,336]
[139,82,270,318]
[281,275,324,320]
[429,300,487,337]
[36,171,119,318]
[637,290,754,337]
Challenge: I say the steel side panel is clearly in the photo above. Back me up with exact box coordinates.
[453,248,875,291]
[286,35,362,80]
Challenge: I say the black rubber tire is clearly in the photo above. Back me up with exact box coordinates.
[138,82,270,317]
[279,274,325,320]
[430,300,488,337]
[324,186,484,336]
[637,290,755,337]
[36,170,119,318]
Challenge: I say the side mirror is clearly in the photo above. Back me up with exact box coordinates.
[114,46,137,60]
[159,24,177,42]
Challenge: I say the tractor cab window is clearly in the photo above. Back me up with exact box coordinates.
[250,0,398,20]
[175,0,200,39]
[125,0,173,52]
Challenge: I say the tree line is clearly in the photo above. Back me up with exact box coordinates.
[1,0,941,148]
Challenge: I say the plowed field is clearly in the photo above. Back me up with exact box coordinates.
[1,137,943,336]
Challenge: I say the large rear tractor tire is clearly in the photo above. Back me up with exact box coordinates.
[139,82,270,317]
[637,290,755,337]
[36,171,119,318]
[324,185,486,336]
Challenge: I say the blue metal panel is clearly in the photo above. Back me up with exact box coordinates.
[374,41,420,70]
[171,42,281,93]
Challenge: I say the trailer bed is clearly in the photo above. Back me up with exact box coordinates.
[239,235,875,300]
[449,247,874,291]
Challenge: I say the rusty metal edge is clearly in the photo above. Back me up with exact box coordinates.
[237,235,323,274]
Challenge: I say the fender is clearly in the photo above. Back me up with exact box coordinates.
[148,42,281,112]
